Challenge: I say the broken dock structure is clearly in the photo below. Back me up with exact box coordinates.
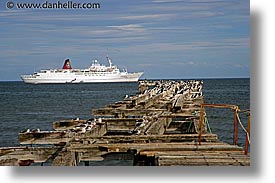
[0,80,250,166]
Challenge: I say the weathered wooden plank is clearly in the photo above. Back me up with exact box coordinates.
[0,147,59,165]
[18,131,73,145]
[78,151,107,161]
[139,93,164,109]
[68,142,245,154]
[155,149,250,165]
[53,119,86,130]
[131,93,151,106]
[52,145,77,166]
[144,118,166,135]
[160,113,198,118]
[103,118,143,122]
[157,157,249,166]
[92,108,167,117]
[75,134,218,144]
[0,158,18,166]
[19,124,107,145]
[147,150,247,157]
[0,147,19,156]
[156,155,250,160]
[104,118,141,131]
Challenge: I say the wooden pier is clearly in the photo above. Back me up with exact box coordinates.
[0,80,250,166]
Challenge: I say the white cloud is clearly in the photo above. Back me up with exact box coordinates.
[119,13,176,20]
[117,37,249,53]
[232,64,249,68]
[107,24,145,32]
[0,10,30,17]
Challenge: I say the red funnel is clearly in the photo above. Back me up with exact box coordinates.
[62,59,72,69]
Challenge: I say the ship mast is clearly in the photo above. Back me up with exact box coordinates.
[106,56,112,67]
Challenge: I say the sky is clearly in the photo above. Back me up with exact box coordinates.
[0,0,250,81]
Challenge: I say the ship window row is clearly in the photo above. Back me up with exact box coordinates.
[40,71,117,75]
[81,72,117,75]
[48,70,71,73]
[84,73,110,76]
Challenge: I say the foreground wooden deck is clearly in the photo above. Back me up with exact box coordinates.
[0,80,250,166]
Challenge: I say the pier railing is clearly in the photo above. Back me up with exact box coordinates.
[198,103,250,155]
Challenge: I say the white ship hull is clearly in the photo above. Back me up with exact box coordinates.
[21,72,143,84]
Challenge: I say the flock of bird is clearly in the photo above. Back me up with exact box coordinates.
[126,80,204,135]
[20,80,203,135]
[139,80,203,99]
[70,120,97,133]
[20,128,40,133]
[65,118,103,133]
[20,118,102,134]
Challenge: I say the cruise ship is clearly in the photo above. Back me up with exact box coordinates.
[21,57,143,84]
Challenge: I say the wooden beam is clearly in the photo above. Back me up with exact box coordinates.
[75,134,218,144]
[92,108,167,117]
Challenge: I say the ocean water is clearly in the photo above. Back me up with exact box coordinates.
[0,78,250,148]
[203,78,250,147]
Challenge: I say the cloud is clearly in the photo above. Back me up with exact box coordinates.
[107,24,146,32]
[152,0,182,2]
[117,37,249,53]
[170,61,196,66]
[119,13,176,20]
[146,0,248,22]
[138,63,154,67]
[0,10,30,17]
[232,64,249,68]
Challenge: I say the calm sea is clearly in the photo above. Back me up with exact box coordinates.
[0,78,250,148]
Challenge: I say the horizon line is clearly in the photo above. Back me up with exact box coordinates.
[0,76,250,82]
